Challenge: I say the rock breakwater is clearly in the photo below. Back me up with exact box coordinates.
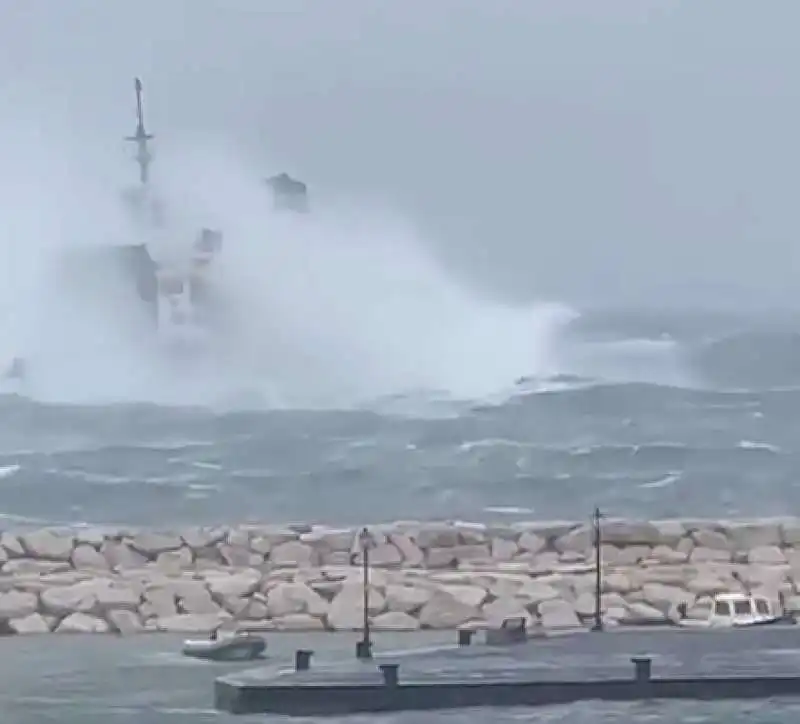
[1,517,800,635]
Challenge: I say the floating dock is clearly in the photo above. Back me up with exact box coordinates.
[214,625,800,716]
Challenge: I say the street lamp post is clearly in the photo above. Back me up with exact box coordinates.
[592,507,603,632]
[354,527,373,660]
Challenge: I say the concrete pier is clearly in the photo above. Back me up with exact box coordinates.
[215,625,800,715]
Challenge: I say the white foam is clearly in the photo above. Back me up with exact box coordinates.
[0,122,578,409]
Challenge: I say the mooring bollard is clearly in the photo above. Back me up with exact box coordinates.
[379,664,399,687]
[458,629,474,647]
[295,649,313,671]
[631,656,652,684]
[355,639,373,660]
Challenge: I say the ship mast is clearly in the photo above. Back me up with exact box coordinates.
[124,77,154,185]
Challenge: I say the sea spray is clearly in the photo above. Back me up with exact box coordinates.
[0,125,578,408]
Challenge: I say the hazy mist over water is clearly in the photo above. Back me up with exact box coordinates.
[1,0,800,310]
[5,7,800,720]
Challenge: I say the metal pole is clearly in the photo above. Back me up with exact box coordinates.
[592,507,603,632]
[355,527,373,659]
[125,77,155,186]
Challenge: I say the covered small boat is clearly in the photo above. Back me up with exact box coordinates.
[181,632,267,662]
[677,592,789,629]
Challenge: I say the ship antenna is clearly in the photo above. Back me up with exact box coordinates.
[124,77,154,185]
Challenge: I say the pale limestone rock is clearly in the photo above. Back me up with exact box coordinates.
[614,545,652,565]
[40,583,98,616]
[620,601,666,624]
[724,521,782,550]
[481,597,531,625]
[601,519,661,546]
[9,612,50,634]
[528,552,561,575]
[150,578,207,600]
[686,574,729,596]
[516,581,560,606]
[206,570,261,599]
[71,544,108,569]
[101,541,147,570]
[1,532,24,557]
[439,584,487,609]
[154,547,194,573]
[95,585,140,612]
[640,583,694,613]
[427,545,489,569]
[388,534,424,566]
[242,599,269,620]
[690,547,731,563]
[3,559,71,575]
[269,541,314,568]
[266,582,329,618]
[326,583,386,630]
[781,521,800,547]
[156,613,229,632]
[418,592,479,629]
[676,537,694,556]
[56,612,109,633]
[483,576,524,599]
[574,591,626,618]
[554,526,592,554]
[179,587,220,615]
[271,613,325,631]
[783,595,800,613]
[351,543,403,568]
[74,528,113,548]
[140,588,177,619]
[384,584,431,613]
[300,528,352,551]
[633,565,691,587]
[372,611,420,631]
[219,545,261,567]
[517,532,546,555]
[219,596,249,616]
[651,520,688,547]
[107,609,143,634]
[20,529,74,561]
[649,545,688,564]
[414,525,460,549]
[454,522,488,545]
[692,529,730,550]
[491,538,518,562]
[180,527,226,550]
[128,532,183,558]
[319,551,351,566]
[538,599,581,629]
[747,545,786,564]
[226,528,251,548]
[308,578,344,601]
[603,572,636,594]
[514,521,578,541]
[574,592,599,618]
[741,564,790,591]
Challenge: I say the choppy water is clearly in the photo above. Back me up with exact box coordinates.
[4,631,800,724]
[5,308,800,721]
[1,309,800,528]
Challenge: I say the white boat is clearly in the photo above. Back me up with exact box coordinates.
[677,592,787,629]
[181,632,267,662]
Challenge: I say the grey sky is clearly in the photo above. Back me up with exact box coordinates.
[1,1,798,309]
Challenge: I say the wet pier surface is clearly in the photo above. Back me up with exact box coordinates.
[216,625,800,716]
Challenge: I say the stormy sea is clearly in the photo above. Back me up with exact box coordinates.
[3,302,800,722]
[2,129,799,723]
